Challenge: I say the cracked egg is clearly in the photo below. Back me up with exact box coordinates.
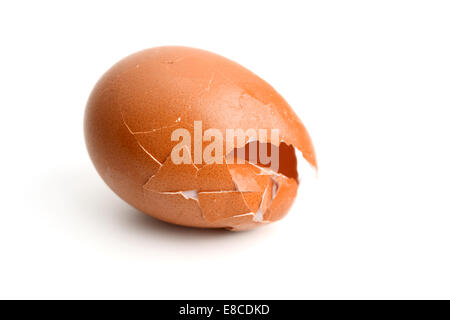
[84,46,316,231]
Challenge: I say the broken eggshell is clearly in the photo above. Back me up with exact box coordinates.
[84,46,317,231]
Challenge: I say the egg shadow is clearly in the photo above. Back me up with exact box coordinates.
[45,165,272,245]
[121,206,237,240]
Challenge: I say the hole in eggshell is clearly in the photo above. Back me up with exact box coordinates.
[227,141,299,182]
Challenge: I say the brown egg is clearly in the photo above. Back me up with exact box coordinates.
[84,46,316,231]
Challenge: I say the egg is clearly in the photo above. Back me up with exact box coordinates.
[84,46,316,231]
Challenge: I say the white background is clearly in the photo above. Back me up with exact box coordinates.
[1,1,449,299]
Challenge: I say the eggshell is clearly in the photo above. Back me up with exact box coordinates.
[84,46,316,230]
[143,153,198,192]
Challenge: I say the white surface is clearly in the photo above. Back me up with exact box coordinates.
[1,1,450,299]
